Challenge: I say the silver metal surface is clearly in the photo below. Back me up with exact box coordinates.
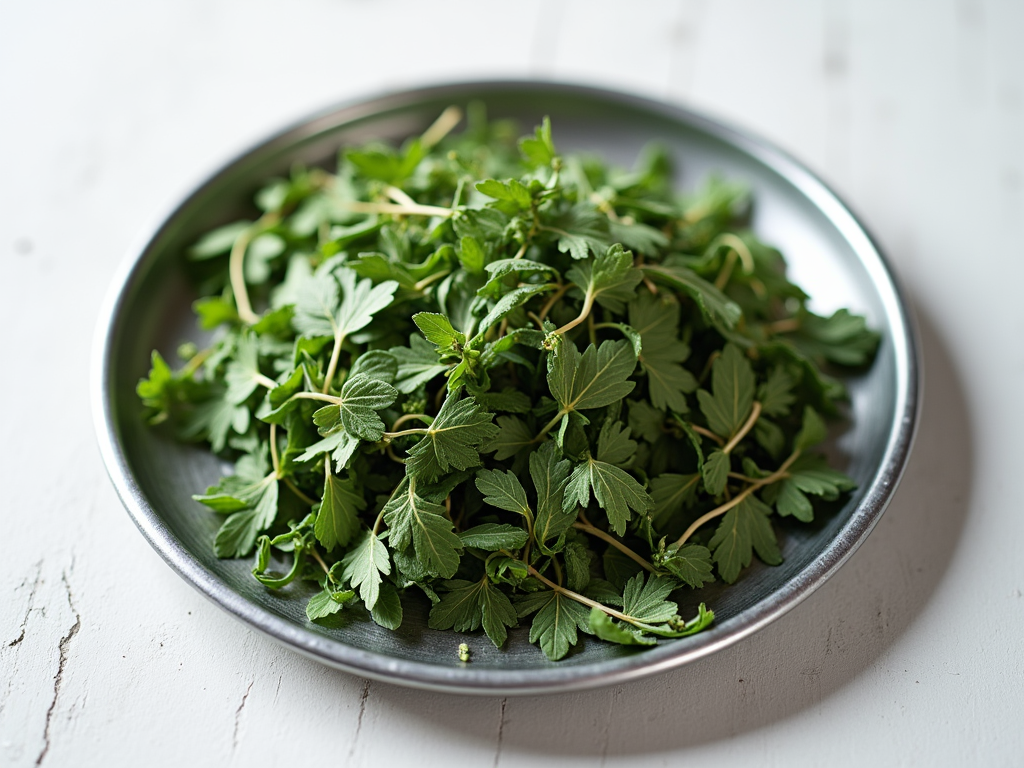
[92,81,920,695]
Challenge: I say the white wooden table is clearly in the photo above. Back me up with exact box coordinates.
[3,1,1021,765]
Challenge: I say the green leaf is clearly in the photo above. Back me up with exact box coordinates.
[701,449,730,496]
[413,312,465,351]
[788,308,880,367]
[370,583,403,630]
[697,344,755,438]
[563,454,653,536]
[224,332,265,405]
[476,178,533,209]
[662,544,715,588]
[547,338,637,415]
[479,258,556,299]
[566,243,643,313]
[296,429,360,472]
[429,578,518,648]
[525,591,591,661]
[485,415,535,461]
[405,394,499,482]
[476,284,553,337]
[293,266,398,342]
[627,400,665,444]
[589,608,656,646]
[596,419,637,467]
[643,259,742,329]
[650,473,700,526]
[306,587,356,621]
[457,235,486,275]
[622,573,678,624]
[312,374,397,441]
[757,366,797,417]
[459,523,528,551]
[382,477,463,578]
[530,443,574,553]
[341,529,391,610]
[519,116,556,167]
[210,474,279,558]
[315,472,366,551]
[709,494,781,583]
[475,468,531,517]
[391,335,451,394]
[794,405,827,451]
[629,291,697,412]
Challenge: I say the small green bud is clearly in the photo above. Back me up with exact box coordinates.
[177,341,198,361]
[458,642,470,663]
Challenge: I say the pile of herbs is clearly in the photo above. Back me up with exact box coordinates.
[138,106,878,661]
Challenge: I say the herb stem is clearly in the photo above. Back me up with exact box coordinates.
[290,392,341,405]
[338,200,454,218]
[229,214,279,325]
[413,270,451,292]
[309,546,332,578]
[765,317,800,334]
[723,401,762,455]
[269,423,281,477]
[322,332,347,394]
[572,521,655,573]
[390,413,432,431]
[383,185,418,207]
[552,290,595,336]
[532,408,568,443]
[420,105,463,148]
[284,477,317,507]
[384,427,430,439]
[528,566,633,623]
[537,283,571,321]
[254,372,278,391]
[674,449,801,548]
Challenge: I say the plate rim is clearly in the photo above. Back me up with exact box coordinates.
[92,79,921,695]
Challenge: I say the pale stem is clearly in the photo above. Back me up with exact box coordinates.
[284,478,317,507]
[528,566,633,623]
[413,269,451,292]
[290,391,341,405]
[537,283,571,321]
[765,317,801,334]
[532,409,568,443]
[552,290,595,336]
[420,105,463,148]
[723,401,762,455]
[572,521,655,573]
[383,427,430,439]
[674,450,801,548]
[269,423,281,477]
[338,200,454,218]
[309,547,332,578]
[254,372,278,390]
[321,331,346,394]
[384,185,418,207]
[229,228,259,325]
[390,413,432,431]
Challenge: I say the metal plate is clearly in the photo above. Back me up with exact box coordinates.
[92,81,919,695]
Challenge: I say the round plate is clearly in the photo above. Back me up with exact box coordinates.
[92,81,919,695]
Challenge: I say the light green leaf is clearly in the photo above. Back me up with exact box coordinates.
[643,259,742,329]
[475,469,531,517]
[701,449,730,496]
[697,344,755,438]
[315,472,366,551]
[563,455,653,536]
[661,544,715,588]
[566,243,643,313]
[459,523,528,551]
[530,443,574,554]
[709,494,781,583]
[405,394,499,482]
[382,477,463,578]
[547,337,637,415]
[341,529,392,610]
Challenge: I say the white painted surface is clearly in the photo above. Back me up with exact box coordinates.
[1,0,1020,765]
